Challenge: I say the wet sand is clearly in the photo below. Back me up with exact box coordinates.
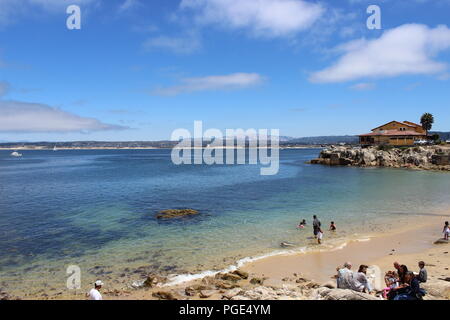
[108,213,450,300]
[241,215,449,286]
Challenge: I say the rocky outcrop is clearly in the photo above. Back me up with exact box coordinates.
[422,280,450,300]
[231,286,304,300]
[310,145,450,171]
[156,209,199,219]
[143,274,166,287]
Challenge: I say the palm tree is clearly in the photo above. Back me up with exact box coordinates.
[420,113,434,139]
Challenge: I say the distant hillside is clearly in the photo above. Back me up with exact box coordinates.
[1,133,448,149]
[431,131,450,141]
[287,135,359,145]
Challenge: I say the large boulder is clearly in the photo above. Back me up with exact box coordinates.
[315,287,380,300]
[421,280,450,300]
[235,286,303,300]
[361,150,376,166]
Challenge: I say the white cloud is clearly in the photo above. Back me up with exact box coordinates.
[179,0,324,38]
[349,82,375,91]
[0,100,127,133]
[143,33,201,54]
[310,24,450,83]
[153,73,265,96]
[118,0,140,12]
[0,81,10,97]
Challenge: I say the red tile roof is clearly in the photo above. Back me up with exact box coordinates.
[359,130,426,137]
[371,120,422,131]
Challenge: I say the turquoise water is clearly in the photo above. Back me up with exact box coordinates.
[0,149,449,298]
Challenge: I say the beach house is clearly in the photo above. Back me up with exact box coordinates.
[359,121,427,146]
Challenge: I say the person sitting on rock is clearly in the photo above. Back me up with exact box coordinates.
[382,271,399,299]
[416,261,427,283]
[337,262,353,289]
[392,272,426,300]
[353,265,372,293]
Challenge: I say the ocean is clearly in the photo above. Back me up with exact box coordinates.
[0,148,449,298]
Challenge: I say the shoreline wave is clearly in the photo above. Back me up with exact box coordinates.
[159,235,373,288]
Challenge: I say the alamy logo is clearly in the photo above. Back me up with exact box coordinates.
[66,265,81,290]
[66,5,81,30]
[171,121,280,176]
[367,5,382,30]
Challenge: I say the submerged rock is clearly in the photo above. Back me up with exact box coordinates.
[156,209,199,219]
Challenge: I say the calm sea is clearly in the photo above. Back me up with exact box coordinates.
[0,149,449,297]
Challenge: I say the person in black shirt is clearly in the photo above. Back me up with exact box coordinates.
[313,215,321,238]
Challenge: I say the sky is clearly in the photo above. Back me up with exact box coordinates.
[0,0,449,142]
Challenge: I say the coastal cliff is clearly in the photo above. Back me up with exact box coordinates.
[310,145,450,171]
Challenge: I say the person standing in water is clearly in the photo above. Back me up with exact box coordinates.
[312,215,321,238]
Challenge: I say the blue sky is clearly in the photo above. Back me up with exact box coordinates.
[0,0,449,141]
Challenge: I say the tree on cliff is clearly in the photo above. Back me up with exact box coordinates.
[420,113,434,138]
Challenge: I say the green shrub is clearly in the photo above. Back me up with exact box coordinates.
[377,145,393,151]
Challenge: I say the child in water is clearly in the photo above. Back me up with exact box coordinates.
[329,221,336,231]
[297,219,307,229]
[443,221,449,240]
[317,227,324,244]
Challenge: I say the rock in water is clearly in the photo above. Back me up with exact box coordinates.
[280,242,295,248]
[156,209,199,219]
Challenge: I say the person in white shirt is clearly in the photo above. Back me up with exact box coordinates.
[337,262,353,289]
[87,280,103,300]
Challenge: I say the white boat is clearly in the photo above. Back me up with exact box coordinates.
[10,151,23,157]
[53,146,57,151]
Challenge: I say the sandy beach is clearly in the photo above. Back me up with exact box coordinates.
[90,212,450,301]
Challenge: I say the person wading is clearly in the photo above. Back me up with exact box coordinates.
[313,215,321,239]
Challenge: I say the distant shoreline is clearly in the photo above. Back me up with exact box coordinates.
[0,146,324,151]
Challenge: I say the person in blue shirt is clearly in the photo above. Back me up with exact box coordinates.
[392,271,426,300]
